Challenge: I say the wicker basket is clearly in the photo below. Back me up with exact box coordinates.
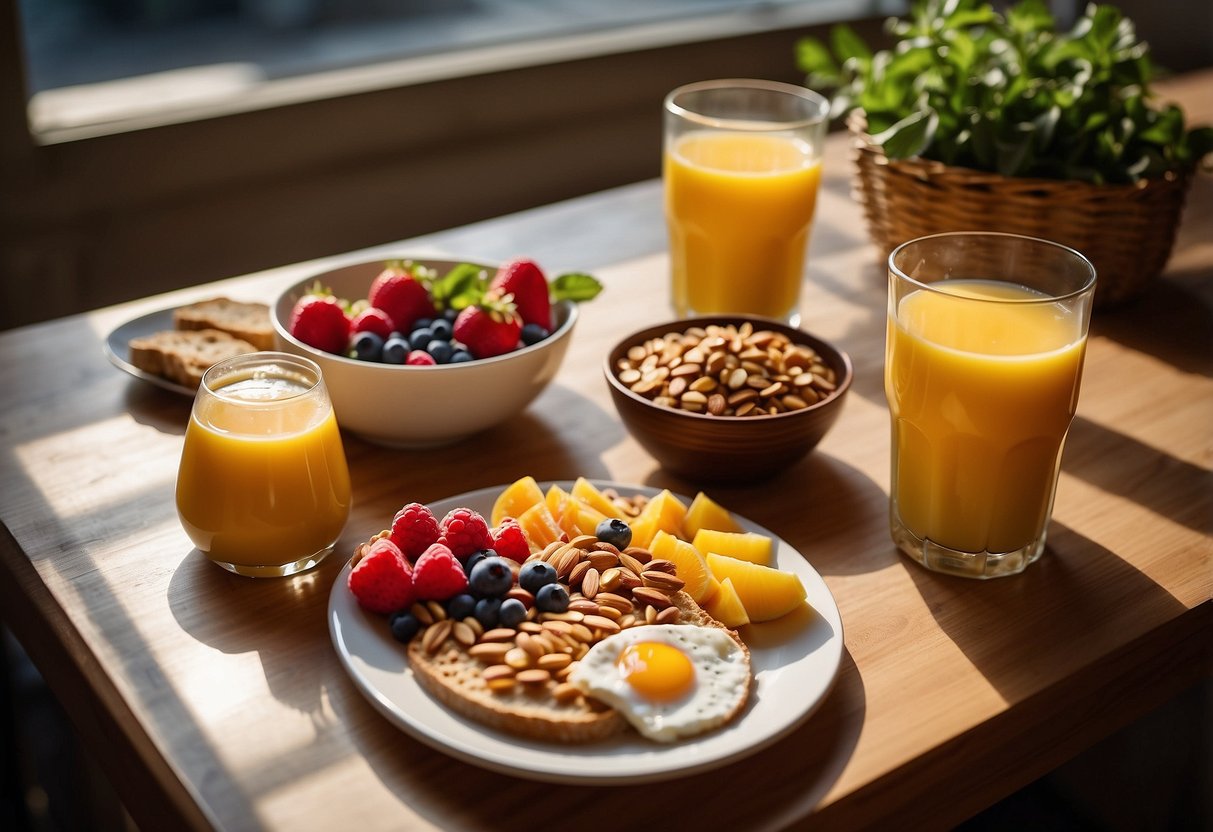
[847,112,1193,307]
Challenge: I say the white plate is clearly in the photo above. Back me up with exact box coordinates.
[328,482,844,784]
[103,307,195,396]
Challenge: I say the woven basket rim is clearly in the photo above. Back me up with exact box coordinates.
[845,109,1190,192]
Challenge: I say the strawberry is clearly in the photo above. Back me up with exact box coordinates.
[490,517,530,562]
[453,298,522,359]
[411,542,469,600]
[350,306,395,340]
[490,259,551,331]
[390,502,441,559]
[369,266,435,333]
[348,538,414,614]
[405,350,436,366]
[290,294,350,354]
[438,507,494,560]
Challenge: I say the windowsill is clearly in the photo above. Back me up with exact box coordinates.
[29,0,900,143]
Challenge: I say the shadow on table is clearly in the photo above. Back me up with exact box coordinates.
[899,521,1188,704]
[1089,266,1213,380]
[1065,415,1211,535]
[120,379,192,435]
[338,648,866,832]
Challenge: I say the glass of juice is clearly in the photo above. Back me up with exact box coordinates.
[885,232,1096,579]
[664,79,828,326]
[176,352,352,577]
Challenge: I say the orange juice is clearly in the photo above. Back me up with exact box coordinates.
[886,280,1087,554]
[177,371,351,576]
[665,131,822,320]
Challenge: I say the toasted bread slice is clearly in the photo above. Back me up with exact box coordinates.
[128,328,256,388]
[173,297,274,350]
[406,591,750,743]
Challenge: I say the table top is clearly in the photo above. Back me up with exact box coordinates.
[2,70,1211,832]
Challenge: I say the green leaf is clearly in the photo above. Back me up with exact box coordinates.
[830,24,872,66]
[795,38,837,77]
[873,109,938,159]
[550,273,603,303]
[429,263,487,310]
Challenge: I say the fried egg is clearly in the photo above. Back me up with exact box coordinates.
[567,624,750,742]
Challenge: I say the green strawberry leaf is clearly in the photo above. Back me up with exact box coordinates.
[429,263,488,311]
[550,272,603,303]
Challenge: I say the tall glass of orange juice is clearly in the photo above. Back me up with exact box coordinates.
[885,233,1096,579]
[177,352,351,577]
[664,79,828,325]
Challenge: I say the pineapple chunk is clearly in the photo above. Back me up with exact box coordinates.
[570,477,629,520]
[648,530,713,603]
[684,492,744,538]
[705,553,806,622]
[491,475,545,526]
[691,529,773,565]
[704,577,750,628]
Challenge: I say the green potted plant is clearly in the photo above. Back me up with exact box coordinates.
[797,0,1213,305]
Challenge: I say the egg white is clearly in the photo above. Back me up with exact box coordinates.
[568,624,750,743]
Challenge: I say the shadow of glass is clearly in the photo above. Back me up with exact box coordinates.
[1090,268,1213,378]
[1065,415,1211,534]
[899,521,1188,702]
[335,648,866,830]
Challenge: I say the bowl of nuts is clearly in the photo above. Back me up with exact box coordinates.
[604,317,852,483]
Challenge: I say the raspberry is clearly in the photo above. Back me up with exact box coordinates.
[438,507,494,560]
[406,350,436,366]
[390,502,441,559]
[490,518,530,562]
[347,538,414,614]
[411,542,469,600]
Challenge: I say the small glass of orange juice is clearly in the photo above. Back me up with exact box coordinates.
[663,79,828,326]
[885,232,1096,579]
[176,352,351,577]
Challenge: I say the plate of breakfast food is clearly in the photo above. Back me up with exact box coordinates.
[328,478,844,784]
[104,297,274,394]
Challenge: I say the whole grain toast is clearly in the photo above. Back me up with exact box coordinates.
[406,588,751,743]
[173,297,274,350]
[128,328,256,389]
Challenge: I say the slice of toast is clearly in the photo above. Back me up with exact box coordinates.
[128,329,256,389]
[406,590,750,744]
[173,298,274,351]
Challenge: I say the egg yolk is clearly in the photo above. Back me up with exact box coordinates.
[616,641,695,701]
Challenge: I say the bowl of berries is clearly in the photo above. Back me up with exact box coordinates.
[273,257,601,447]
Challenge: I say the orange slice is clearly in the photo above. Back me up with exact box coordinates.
[491,475,545,526]
[705,553,806,622]
[684,492,744,538]
[704,577,750,628]
[516,502,564,552]
[570,477,629,519]
[648,530,713,603]
[691,529,773,566]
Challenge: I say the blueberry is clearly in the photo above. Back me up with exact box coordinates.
[498,598,527,629]
[426,340,453,364]
[534,582,569,614]
[408,328,433,351]
[474,597,502,629]
[411,318,433,332]
[446,593,476,620]
[521,323,550,346]
[443,307,460,322]
[469,556,514,598]
[382,335,410,365]
[518,561,558,595]
[430,318,453,341]
[449,349,474,364]
[389,612,421,643]
[351,331,384,361]
[596,518,632,550]
[464,548,493,574]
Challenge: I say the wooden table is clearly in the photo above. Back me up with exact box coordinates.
[3,71,1210,832]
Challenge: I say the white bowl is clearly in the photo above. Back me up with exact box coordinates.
[272,258,578,448]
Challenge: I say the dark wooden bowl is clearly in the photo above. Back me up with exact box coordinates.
[604,316,853,484]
